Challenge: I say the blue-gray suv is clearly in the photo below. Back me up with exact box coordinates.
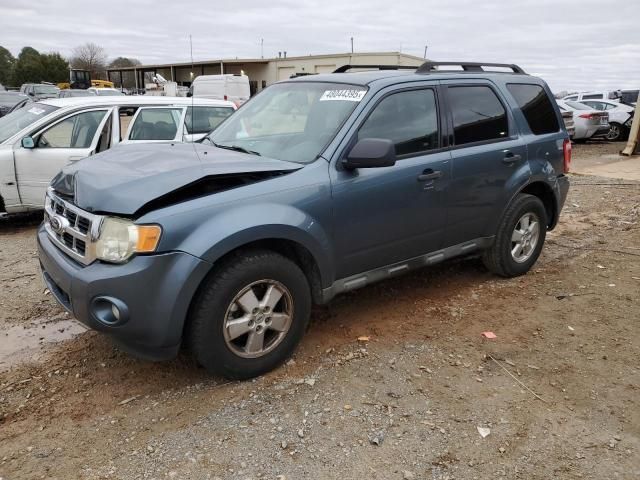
[38,62,571,379]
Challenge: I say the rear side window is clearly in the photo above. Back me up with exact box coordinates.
[582,94,602,100]
[507,84,559,135]
[129,108,181,141]
[448,86,508,145]
[358,88,439,156]
[185,106,234,134]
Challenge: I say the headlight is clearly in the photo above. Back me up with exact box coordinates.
[95,217,162,263]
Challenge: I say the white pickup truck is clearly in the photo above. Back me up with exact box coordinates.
[0,96,235,213]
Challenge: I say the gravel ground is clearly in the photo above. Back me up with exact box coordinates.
[1,142,639,480]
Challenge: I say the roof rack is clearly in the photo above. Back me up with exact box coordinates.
[416,62,526,74]
[333,65,418,73]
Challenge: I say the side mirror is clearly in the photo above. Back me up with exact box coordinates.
[186,91,192,98]
[21,136,35,149]
[343,138,396,169]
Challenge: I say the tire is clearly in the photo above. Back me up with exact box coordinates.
[187,250,311,379]
[482,194,547,278]
[606,123,624,142]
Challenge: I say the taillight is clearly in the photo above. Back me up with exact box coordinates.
[578,113,595,119]
[563,138,572,173]
[224,94,228,100]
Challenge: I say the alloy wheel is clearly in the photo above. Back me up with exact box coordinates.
[511,212,540,263]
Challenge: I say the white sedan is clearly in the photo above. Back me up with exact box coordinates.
[578,99,635,141]
[556,100,610,142]
[0,96,236,213]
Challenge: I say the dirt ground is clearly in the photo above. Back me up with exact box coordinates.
[1,142,639,480]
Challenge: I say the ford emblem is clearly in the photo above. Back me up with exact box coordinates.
[49,215,67,234]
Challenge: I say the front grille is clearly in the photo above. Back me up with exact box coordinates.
[44,189,102,265]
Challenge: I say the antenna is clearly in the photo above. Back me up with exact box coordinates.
[190,34,194,141]
[423,44,428,59]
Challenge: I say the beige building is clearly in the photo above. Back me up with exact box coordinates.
[107,52,426,95]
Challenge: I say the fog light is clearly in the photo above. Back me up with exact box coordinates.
[91,296,129,326]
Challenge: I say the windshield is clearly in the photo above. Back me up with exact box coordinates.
[0,104,58,144]
[207,82,368,163]
[0,93,23,107]
[566,101,590,110]
[34,85,59,95]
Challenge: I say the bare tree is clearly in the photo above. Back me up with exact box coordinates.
[69,43,108,79]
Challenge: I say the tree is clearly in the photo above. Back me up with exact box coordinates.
[12,47,44,86]
[70,43,108,79]
[108,57,141,69]
[41,53,70,83]
[0,46,16,86]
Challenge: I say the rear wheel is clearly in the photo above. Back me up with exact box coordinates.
[606,122,624,142]
[482,194,547,278]
[187,250,311,379]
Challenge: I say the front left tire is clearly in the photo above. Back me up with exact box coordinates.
[187,250,311,379]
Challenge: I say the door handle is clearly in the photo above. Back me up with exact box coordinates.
[502,151,522,164]
[417,169,442,181]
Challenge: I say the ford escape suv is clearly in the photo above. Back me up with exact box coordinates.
[38,62,571,379]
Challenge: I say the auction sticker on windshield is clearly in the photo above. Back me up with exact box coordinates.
[27,107,46,115]
[320,89,367,102]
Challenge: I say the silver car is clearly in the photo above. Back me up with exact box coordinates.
[556,100,609,141]
[0,96,236,213]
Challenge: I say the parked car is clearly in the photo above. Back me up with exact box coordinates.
[620,89,639,106]
[189,74,250,105]
[59,89,98,98]
[561,110,575,138]
[0,92,28,117]
[579,99,635,141]
[38,61,571,379]
[556,100,609,141]
[7,96,33,114]
[20,83,60,100]
[563,90,622,102]
[87,88,125,96]
[0,96,236,212]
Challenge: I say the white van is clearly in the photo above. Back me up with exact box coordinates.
[190,75,250,106]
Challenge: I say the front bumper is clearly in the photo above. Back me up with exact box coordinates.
[37,225,212,361]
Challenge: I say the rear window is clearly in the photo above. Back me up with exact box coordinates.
[448,85,509,145]
[507,84,559,135]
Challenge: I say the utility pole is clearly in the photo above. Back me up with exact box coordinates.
[350,37,354,53]
[621,94,640,155]
[423,45,428,59]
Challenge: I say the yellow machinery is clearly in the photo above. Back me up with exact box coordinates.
[58,70,114,90]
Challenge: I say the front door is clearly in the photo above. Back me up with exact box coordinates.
[330,85,451,279]
[14,108,112,206]
[442,82,527,246]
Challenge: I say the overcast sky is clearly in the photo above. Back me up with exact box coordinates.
[2,0,639,92]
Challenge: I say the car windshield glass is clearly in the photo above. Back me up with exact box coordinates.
[0,104,58,144]
[566,101,590,110]
[34,85,59,94]
[207,82,368,163]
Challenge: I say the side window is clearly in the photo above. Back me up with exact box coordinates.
[448,86,508,145]
[507,83,560,135]
[118,107,138,141]
[37,110,108,148]
[565,96,578,101]
[184,106,235,134]
[358,89,439,156]
[604,103,617,110]
[128,108,182,141]
[582,94,602,100]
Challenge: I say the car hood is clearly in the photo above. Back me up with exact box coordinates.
[50,142,302,216]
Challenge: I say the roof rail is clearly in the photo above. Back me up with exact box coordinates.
[333,64,418,73]
[416,62,526,74]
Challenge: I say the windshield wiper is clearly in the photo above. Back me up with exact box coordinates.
[208,139,261,156]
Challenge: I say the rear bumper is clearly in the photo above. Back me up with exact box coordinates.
[37,225,212,361]
[551,174,570,230]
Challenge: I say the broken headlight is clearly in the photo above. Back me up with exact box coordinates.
[95,217,162,263]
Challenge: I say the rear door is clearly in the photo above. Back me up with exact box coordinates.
[442,81,527,246]
[14,108,112,206]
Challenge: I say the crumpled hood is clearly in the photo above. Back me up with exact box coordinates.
[50,142,301,215]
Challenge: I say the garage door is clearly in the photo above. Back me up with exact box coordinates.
[277,67,296,81]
